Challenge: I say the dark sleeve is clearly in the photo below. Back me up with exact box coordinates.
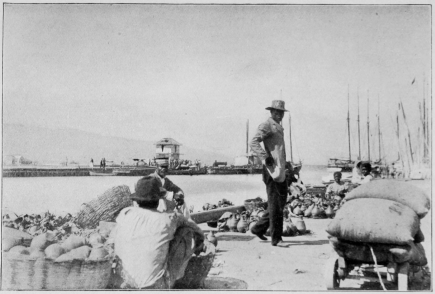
[164,177,184,195]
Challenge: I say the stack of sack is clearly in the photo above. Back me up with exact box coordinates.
[326,180,430,266]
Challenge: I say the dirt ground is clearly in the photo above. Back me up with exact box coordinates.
[198,180,432,291]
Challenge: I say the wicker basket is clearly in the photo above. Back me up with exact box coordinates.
[244,199,268,213]
[2,254,113,290]
[76,185,133,228]
[174,242,216,289]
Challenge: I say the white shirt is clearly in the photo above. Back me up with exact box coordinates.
[114,207,186,288]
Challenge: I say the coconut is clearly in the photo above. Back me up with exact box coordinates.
[54,252,73,262]
[8,245,30,256]
[87,233,106,248]
[29,247,46,259]
[30,231,56,251]
[88,247,109,261]
[68,245,92,260]
[61,235,86,252]
[45,244,65,260]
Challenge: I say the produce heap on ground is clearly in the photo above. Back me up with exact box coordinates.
[3,211,115,262]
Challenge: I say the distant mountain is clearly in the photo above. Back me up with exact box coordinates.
[2,124,233,166]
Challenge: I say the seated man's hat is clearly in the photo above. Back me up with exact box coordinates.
[155,158,169,167]
[130,176,167,202]
[266,100,288,112]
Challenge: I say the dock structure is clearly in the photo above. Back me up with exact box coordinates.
[2,167,105,177]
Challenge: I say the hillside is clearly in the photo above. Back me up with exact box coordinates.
[2,124,233,166]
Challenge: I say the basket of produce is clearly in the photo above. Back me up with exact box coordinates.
[2,215,117,290]
[244,197,267,213]
[76,185,133,228]
[174,241,216,289]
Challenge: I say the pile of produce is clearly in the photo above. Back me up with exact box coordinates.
[217,207,310,237]
[326,180,429,266]
[2,211,116,262]
[202,198,234,211]
[286,193,344,219]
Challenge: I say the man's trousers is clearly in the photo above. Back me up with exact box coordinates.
[251,165,288,243]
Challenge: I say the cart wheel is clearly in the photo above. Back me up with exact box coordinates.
[324,256,340,290]
[397,262,409,291]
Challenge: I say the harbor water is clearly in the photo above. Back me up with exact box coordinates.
[2,165,326,216]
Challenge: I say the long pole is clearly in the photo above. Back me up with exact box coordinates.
[246,119,249,155]
[367,90,370,162]
[400,101,414,163]
[289,114,293,163]
[357,89,361,160]
[378,94,381,162]
[423,81,427,158]
[347,85,352,161]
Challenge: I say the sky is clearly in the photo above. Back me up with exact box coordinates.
[3,3,431,165]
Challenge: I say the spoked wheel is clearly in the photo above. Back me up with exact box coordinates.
[397,262,409,291]
[325,256,341,290]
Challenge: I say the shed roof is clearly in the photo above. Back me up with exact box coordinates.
[154,138,182,146]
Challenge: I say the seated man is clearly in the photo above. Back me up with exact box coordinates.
[113,176,204,289]
[151,160,191,219]
[325,171,349,200]
[351,160,364,184]
[285,162,306,203]
[359,162,373,184]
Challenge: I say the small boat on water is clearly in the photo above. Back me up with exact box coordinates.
[322,158,354,184]
[89,171,115,176]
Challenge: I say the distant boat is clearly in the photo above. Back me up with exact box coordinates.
[89,171,115,176]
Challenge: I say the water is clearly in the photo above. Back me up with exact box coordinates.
[2,165,326,216]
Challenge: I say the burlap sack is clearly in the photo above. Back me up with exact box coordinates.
[329,237,427,266]
[326,198,419,245]
[344,180,430,218]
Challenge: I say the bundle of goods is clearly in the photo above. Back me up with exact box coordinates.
[288,193,343,219]
[218,211,250,233]
[203,199,235,228]
[217,208,310,237]
[203,198,234,211]
[243,197,267,213]
[76,185,132,228]
[326,180,429,266]
[264,217,309,237]
[2,220,117,290]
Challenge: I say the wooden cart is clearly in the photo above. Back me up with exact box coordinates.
[324,252,410,290]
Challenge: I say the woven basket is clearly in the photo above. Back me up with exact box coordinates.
[244,199,268,213]
[76,185,132,228]
[174,242,216,289]
[2,254,113,290]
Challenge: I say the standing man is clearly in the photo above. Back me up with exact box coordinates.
[151,159,191,219]
[250,100,288,246]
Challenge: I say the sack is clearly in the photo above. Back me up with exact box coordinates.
[326,198,419,245]
[329,237,426,265]
[344,180,430,218]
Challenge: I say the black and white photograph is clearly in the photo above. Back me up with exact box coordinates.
[1,1,432,291]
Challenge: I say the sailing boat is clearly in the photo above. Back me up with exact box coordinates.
[288,108,303,175]
[321,87,354,184]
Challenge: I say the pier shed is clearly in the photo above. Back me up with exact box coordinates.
[155,138,182,160]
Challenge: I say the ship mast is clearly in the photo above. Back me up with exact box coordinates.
[289,112,293,163]
[367,90,370,162]
[246,119,249,155]
[347,85,351,161]
[357,89,361,160]
[378,95,381,162]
